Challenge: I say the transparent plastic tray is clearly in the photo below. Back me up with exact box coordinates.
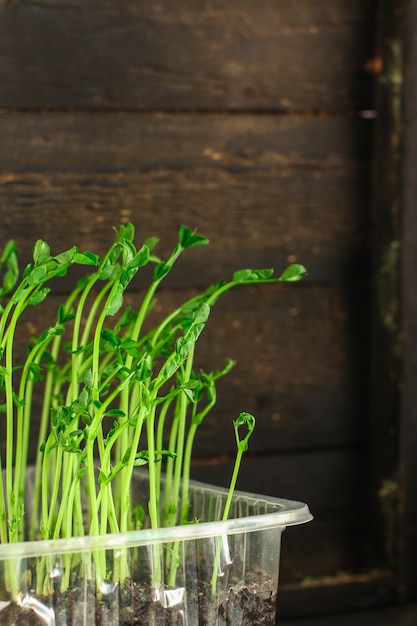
[0,470,312,625]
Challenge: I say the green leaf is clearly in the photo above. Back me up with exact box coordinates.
[234,411,256,451]
[105,409,126,418]
[182,379,203,390]
[51,405,71,427]
[57,304,76,325]
[182,387,196,403]
[131,504,145,527]
[120,267,139,290]
[278,263,307,282]
[127,244,150,270]
[117,306,138,329]
[53,247,77,266]
[27,265,47,285]
[114,223,135,244]
[106,289,124,316]
[12,393,25,408]
[193,303,210,324]
[153,244,181,281]
[154,261,171,281]
[133,457,148,467]
[233,268,274,282]
[28,287,50,306]
[73,251,101,266]
[76,463,87,479]
[38,325,64,343]
[98,263,116,281]
[254,268,274,279]
[33,240,51,265]
[121,239,137,265]
[159,355,181,380]
[81,413,92,426]
[101,328,121,348]
[136,354,152,381]
[83,369,93,390]
[78,387,90,407]
[179,226,209,249]
[175,337,194,360]
[0,240,19,298]
[120,338,140,357]
[122,447,132,465]
[145,236,159,251]
[22,263,32,279]
[233,269,252,282]
[139,383,152,412]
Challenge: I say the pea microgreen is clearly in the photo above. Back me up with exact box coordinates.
[0,225,306,596]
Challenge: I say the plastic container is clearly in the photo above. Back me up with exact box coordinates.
[0,470,312,625]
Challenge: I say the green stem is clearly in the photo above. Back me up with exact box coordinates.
[210,412,255,596]
[163,400,180,527]
[155,395,173,504]
[145,403,164,588]
[180,420,199,525]
[30,325,74,539]
[169,348,194,527]
[0,454,8,544]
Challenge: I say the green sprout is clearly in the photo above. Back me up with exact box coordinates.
[210,411,256,596]
[0,224,306,597]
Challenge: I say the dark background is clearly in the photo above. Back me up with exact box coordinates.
[0,1,415,622]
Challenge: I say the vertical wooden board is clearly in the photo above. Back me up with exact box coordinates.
[369,0,408,595]
[0,1,375,111]
[401,0,417,602]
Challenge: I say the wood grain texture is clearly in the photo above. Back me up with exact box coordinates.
[0,1,374,111]
[285,602,417,625]
[0,112,372,172]
[190,449,371,581]
[0,283,369,462]
[0,0,382,614]
[280,571,398,620]
[0,113,372,283]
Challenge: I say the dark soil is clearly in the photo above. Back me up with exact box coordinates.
[0,579,277,625]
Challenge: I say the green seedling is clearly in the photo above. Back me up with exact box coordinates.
[210,411,255,596]
[0,224,306,596]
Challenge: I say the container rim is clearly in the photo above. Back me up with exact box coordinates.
[0,478,312,559]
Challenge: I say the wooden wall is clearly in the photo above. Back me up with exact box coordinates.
[0,1,385,619]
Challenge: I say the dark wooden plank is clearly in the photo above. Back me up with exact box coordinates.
[280,571,397,620]
[1,283,369,461]
[0,112,372,173]
[0,170,370,285]
[284,602,417,625]
[0,1,374,111]
[186,284,369,455]
[190,449,371,582]
[0,114,372,283]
